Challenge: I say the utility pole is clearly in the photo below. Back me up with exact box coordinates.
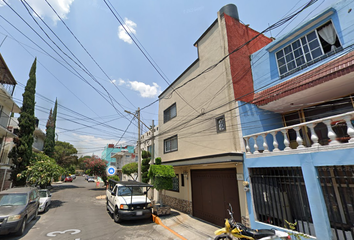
[151,120,155,163]
[151,119,155,201]
[137,107,141,182]
[125,108,153,183]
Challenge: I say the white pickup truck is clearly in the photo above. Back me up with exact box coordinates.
[106,180,153,223]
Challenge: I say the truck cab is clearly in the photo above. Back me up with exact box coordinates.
[106,179,153,223]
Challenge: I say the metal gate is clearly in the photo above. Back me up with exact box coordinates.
[317,165,354,240]
[250,167,313,236]
[191,168,241,226]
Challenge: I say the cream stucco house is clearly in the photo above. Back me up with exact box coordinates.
[157,4,272,226]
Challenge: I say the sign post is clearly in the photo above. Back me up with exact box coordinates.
[107,166,116,176]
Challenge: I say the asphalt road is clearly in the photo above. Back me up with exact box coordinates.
[2,176,173,240]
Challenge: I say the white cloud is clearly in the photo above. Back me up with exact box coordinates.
[118,18,137,44]
[25,0,74,24]
[112,79,161,98]
[111,78,125,86]
[129,81,161,98]
[0,1,6,7]
[119,79,126,85]
[72,133,123,156]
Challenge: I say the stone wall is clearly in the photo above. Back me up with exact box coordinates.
[161,194,193,215]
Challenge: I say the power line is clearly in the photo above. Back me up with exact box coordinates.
[103,0,200,114]
[43,0,136,109]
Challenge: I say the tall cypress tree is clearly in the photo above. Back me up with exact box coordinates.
[43,109,55,157]
[44,99,57,158]
[10,58,37,186]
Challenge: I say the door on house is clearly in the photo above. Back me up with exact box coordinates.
[191,168,241,226]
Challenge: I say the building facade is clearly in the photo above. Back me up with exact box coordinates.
[239,0,354,239]
[140,125,158,160]
[101,144,135,167]
[0,54,21,191]
[157,4,271,226]
[111,151,137,181]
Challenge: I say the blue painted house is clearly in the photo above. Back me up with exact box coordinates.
[101,144,135,167]
[237,0,354,239]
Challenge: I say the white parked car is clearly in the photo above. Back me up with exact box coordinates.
[87,177,95,182]
[38,189,51,213]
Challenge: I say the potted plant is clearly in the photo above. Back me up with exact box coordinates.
[148,157,175,216]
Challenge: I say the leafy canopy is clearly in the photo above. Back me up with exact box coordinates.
[53,141,78,167]
[122,162,138,180]
[18,152,64,188]
[148,165,175,191]
[83,156,107,177]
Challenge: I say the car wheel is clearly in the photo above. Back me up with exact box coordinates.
[33,207,38,221]
[114,207,121,223]
[106,201,109,211]
[44,203,48,213]
[15,217,27,236]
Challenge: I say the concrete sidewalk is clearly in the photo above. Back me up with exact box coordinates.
[153,209,219,240]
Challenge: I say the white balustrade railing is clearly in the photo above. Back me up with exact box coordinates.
[243,111,354,154]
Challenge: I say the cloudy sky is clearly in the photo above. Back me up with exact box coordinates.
[0,0,338,156]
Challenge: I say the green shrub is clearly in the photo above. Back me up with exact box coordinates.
[108,175,120,182]
[148,165,175,191]
[155,157,161,165]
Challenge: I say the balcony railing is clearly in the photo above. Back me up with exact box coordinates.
[244,111,354,155]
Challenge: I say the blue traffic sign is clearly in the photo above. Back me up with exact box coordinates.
[106,166,116,176]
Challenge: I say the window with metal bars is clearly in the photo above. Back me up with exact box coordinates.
[317,166,354,240]
[250,167,314,236]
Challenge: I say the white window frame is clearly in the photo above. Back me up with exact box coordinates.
[164,103,177,123]
[275,21,340,76]
[164,135,178,153]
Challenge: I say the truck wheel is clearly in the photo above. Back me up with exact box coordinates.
[114,207,121,223]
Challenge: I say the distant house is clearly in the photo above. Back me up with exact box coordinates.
[8,118,46,153]
[110,151,137,181]
[0,54,21,191]
[140,125,158,160]
[101,144,135,167]
[239,0,354,239]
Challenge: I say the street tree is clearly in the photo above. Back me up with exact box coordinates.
[141,150,151,183]
[122,162,138,180]
[9,58,37,186]
[83,156,108,182]
[78,155,92,170]
[53,141,78,168]
[18,152,64,189]
[43,99,57,158]
[43,108,55,157]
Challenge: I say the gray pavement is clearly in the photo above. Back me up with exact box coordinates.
[154,209,219,240]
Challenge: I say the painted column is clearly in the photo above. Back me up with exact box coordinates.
[301,161,332,240]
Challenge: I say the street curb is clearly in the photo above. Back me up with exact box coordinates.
[152,214,187,240]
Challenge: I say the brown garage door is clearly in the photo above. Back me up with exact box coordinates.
[191,168,241,226]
